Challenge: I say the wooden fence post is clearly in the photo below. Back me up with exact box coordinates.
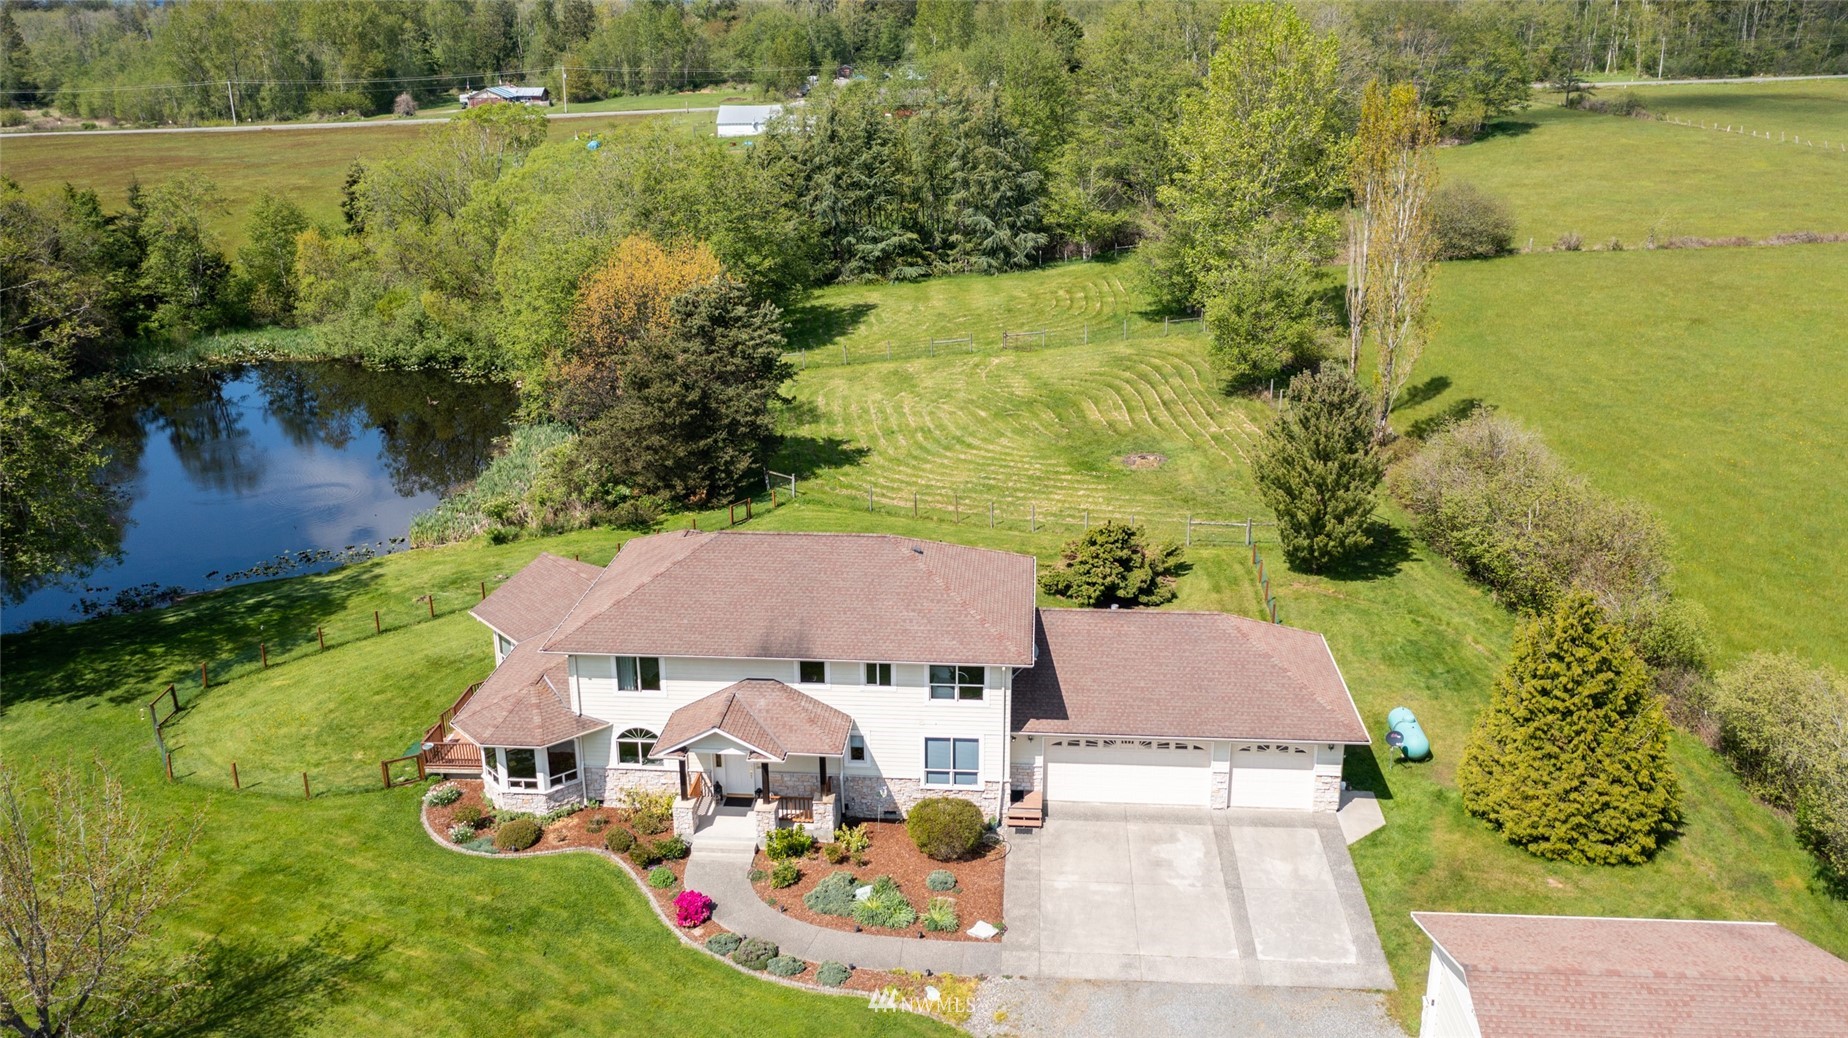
[427,595,435,618]
[260,642,267,668]
[164,751,174,782]
[232,762,240,790]
[480,581,486,601]
[302,772,311,799]
[200,662,209,690]
[868,487,875,512]
[1030,503,1036,532]
[317,626,325,650]
[1185,516,1192,546]
[381,761,391,789]
[989,501,995,529]
[912,492,918,517]
[953,493,960,524]
[374,610,381,634]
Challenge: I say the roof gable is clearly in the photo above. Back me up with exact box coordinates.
[652,679,853,761]
[1013,609,1368,744]
[451,638,608,747]
[541,531,1037,665]
[470,552,603,643]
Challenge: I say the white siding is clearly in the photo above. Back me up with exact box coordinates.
[1419,947,1483,1038]
[565,654,1011,786]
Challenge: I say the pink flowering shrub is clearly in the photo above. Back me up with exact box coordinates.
[675,889,714,928]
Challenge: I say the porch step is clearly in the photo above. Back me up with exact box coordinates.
[1005,791,1044,829]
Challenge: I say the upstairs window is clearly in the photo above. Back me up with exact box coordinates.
[495,633,514,659]
[798,661,827,684]
[929,665,984,701]
[864,663,893,686]
[617,656,662,691]
[849,733,866,762]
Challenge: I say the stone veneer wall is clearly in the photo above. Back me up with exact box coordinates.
[1313,774,1342,813]
[842,775,1001,822]
[590,765,679,803]
[483,771,586,813]
[767,771,821,799]
[1009,763,1037,797]
[1211,769,1230,809]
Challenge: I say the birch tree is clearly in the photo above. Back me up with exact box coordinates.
[1348,80,1439,441]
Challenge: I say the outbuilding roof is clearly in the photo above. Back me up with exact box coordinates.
[1012,609,1368,744]
[1412,912,1848,1038]
[541,531,1037,665]
[470,552,603,644]
[450,638,609,748]
[650,679,854,762]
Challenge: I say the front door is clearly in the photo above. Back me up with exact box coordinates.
[717,753,755,801]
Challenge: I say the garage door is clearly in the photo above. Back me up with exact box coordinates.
[1046,739,1210,806]
[1229,743,1315,810]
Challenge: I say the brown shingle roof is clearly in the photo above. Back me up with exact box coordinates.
[470,552,603,643]
[651,679,853,761]
[541,531,1037,665]
[450,639,610,747]
[1012,609,1368,743]
[1413,913,1848,1038]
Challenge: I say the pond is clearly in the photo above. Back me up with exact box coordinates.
[3,361,515,631]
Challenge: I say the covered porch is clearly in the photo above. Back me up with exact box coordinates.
[651,678,853,844]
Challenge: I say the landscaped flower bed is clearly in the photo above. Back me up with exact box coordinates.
[748,820,1006,941]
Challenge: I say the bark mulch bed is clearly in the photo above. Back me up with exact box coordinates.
[749,820,1008,942]
[419,783,943,1002]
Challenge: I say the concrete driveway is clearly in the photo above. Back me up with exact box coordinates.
[1000,804,1392,989]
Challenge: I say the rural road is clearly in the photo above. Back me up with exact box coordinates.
[1,105,721,139]
[1536,72,1848,88]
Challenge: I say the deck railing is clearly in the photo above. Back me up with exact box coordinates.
[775,795,815,824]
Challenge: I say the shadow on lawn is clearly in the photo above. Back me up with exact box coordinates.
[1319,521,1416,583]
[785,301,877,352]
[1343,744,1395,801]
[141,928,387,1038]
[771,434,872,476]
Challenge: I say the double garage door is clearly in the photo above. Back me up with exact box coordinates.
[1044,739,1316,810]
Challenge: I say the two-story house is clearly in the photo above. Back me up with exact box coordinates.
[447,530,1368,838]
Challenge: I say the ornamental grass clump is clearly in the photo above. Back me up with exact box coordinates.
[1458,593,1680,865]
[851,875,916,930]
[423,783,462,807]
[922,897,959,932]
[674,889,714,928]
[803,871,859,916]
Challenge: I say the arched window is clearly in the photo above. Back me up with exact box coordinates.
[617,728,661,766]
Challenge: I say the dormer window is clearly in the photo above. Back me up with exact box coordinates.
[929,665,984,701]
[617,656,661,691]
[798,661,827,684]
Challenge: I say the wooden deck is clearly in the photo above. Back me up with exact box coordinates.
[1005,790,1044,829]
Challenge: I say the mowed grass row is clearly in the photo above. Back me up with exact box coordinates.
[1437,101,1848,244]
[777,332,1272,525]
[0,111,710,248]
[1408,244,1848,670]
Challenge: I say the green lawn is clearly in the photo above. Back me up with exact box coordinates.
[1437,102,1848,244]
[0,112,709,248]
[1622,77,1848,140]
[1405,244,1848,670]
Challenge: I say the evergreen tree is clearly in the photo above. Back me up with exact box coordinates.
[1252,365,1382,574]
[1458,593,1681,866]
[1039,522,1183,608]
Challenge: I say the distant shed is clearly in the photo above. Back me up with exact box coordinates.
[715,104,784,138]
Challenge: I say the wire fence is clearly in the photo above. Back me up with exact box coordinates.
[1659,114,1848,151]
[785,310,1208,371]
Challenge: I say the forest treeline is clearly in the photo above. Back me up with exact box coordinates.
[6,0,1846,126]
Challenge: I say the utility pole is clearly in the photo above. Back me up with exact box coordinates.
[226,80,238,126]
[560,64,568,115]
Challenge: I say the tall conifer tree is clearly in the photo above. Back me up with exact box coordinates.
[1252,365,1382,573]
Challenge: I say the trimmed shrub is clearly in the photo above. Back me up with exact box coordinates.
[770,860,800,889]
[446,823,474,843]
[766,955,806,977]
[647,866,677,889]
[816,961,852,987]
[803,871,860,916]
[706,932,742,956]
[1458,594,1680,865]
[1038,521,1182,607]
[733,937,778,971]
[630,840,664,869]
[1431,181,1516,260]
[674,889,714,927]
[493,818,541,852]
[452,804,484,828]
[851,876,916,930]
[764,826,813,860]
[822,841,849,864]
[605,827,635,854]
[926,869,957,892]
[833,823,871,856]
[922,896,959,933]
[423,783,463,806]
[655,835,689,860]
[907,797,985,861]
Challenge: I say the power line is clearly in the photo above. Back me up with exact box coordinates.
[5,63,843,98]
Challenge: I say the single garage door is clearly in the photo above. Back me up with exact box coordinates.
[1046,738,1210,806]
[1229,743,1315,810]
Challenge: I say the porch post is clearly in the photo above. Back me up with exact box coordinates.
[677,757,688,799]
[760,761,770,798]
[818,756,827,795]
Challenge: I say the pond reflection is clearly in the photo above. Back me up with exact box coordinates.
[4,361,513,630]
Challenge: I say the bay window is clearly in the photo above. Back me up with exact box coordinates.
[484,739,582,790]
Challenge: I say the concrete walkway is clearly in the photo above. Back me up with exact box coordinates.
[683,845,1003,975]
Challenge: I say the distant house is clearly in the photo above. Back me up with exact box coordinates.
[715,104,783,138]
[460,85,551,109]
[1412,912,1848,1038]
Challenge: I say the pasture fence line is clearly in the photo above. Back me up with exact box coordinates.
[785,309,1206,371]
[1660,114,1848,152]
[795,480,1277,551]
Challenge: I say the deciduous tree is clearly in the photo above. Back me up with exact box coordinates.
[238,193,309,325]
[1458,593,1680,865]
[1252,365,1382,573]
